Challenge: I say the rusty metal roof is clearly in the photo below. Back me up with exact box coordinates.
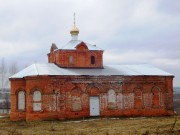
[10,63,173,79]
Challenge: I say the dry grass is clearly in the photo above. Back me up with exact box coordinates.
[0,115,179,135]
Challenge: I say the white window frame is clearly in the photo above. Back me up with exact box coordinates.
[33,90,42,111]
[18,90,25,110]
[69,55,73,64]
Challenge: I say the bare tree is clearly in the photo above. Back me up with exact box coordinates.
[0,58,16,90]
[5,62,19,89]
[0,58,7,91]
[0,59,18,111]
[3,92,10,108]
[9,62,18,76]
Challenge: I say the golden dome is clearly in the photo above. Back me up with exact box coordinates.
[70,25,79,35]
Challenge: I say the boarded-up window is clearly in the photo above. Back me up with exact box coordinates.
[117,93,123,110]
[33,90,42,111]
[71,89,82,111]
[108,90,117,109]
[123,93,134,109]
[18,91,25,110]
[69,56,73,64]
[33,103,42,111]
[43,95,56,111]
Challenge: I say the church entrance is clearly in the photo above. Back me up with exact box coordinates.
[90,96,100,116]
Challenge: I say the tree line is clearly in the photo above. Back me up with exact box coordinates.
[0,58,19,110]
[0,58,19,90]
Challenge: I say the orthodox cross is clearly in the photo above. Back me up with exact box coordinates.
[74,13,76,26]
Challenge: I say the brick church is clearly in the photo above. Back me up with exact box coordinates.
[10,21,174,121]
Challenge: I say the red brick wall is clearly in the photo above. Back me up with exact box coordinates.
[10,79,26,121]
[10,75,174,121]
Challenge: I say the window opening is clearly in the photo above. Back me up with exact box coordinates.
[91,56,95,64]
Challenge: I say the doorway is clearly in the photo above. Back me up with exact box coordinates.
[90,96,100,116]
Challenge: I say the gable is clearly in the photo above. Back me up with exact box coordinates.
[76,42,88,51]
[60,40,102,51]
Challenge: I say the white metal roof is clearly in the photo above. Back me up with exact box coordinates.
[10,63,173,79]
[60,40,102,51]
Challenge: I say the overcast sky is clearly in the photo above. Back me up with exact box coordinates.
[0,0,180,86]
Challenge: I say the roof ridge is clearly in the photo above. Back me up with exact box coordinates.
[34,64,39,75]
[60,40,81,49]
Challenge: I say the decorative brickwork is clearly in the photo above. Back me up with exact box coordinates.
[10,75,174,121]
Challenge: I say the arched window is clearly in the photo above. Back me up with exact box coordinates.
[18,91,25,110]
[108,89,117,109]
[69,55,73,64]
[91,56,95,65]
[33,90,42,111]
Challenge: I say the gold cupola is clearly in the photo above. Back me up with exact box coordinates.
[70,13,79,40]
[70,25,79,35]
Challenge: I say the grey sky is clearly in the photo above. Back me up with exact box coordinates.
[0,0,180,86]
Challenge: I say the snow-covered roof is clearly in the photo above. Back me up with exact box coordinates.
[59,40,102,51]
[10,63,173,79]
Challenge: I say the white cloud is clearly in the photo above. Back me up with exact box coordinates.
[151,58,180,67]
[0,41,40,57]
[104,50,155,64]
[130,1,160,25]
